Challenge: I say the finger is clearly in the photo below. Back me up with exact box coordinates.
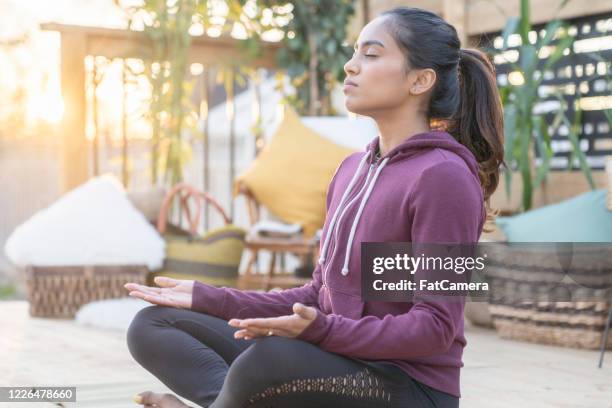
[230,316,298,336]
[129,290,176,307]
[240,318,300,336]
[125,283,161,295]
[236,324,294,338]
[235,329,260,340]
[234,326,270,338]
[128,291,178,308]
[140,285,163,296]
[228,318,259,328]
[234,327,291,339]
[293,303,317,320]
[234,329,261,339]
[125,286,161,300]
[124,282,142,291]
[228,319,241,327]
[154,276,182,288]
[237,316,289,328]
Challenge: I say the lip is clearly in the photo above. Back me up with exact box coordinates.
[343,80,358,92]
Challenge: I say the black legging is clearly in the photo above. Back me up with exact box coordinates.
[126,305,459,408]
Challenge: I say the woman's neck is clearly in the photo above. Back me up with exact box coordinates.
[373,109,430,157]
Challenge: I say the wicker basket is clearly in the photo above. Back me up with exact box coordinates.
[485,243,612,350]
[25,265,149,318]
[489,300,612,349]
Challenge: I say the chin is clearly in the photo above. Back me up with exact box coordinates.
[344,99,368,116]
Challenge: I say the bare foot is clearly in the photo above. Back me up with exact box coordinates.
[133,390,194,408]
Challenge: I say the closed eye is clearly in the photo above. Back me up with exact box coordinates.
[350,50,378,59]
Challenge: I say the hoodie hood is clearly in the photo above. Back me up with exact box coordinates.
[366,130,481,179]
[318,130,482,277]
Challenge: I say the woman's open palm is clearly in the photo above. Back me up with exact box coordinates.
[124,276,194,309]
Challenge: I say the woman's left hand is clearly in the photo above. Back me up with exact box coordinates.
[228,302,318,340]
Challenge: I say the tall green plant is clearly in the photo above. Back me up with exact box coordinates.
[123,0,202,186]
[589,52,612,140]
[231,0,356,116]
[117,0,356,187]
[275,1,355,116]
[494,0,595,211]
[122,0,348,186]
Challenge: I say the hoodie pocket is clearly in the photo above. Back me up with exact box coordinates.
[327,288,365,320]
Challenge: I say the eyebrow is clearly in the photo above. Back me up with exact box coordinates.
[353,40,385,50]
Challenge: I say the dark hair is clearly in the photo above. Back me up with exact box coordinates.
[381,6,506,232]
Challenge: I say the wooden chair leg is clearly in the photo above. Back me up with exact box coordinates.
[244,250,257,277]
[598,303,612,368]
[237,249,260,290]
[262,252,277,291]
[280,252,286,274]
[268,252,277,277]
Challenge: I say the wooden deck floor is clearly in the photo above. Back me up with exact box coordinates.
[0,300,610,408]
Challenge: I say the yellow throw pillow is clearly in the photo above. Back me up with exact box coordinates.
[235,106,356,238]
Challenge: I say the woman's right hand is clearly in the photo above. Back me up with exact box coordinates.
[124,276,194,309]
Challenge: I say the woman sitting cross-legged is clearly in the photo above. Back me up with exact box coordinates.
[124,6,504,408]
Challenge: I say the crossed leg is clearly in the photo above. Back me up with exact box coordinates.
[126,305,449,408]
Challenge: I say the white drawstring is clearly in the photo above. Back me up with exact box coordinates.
[332,164,376,246]
[318,152,372,265]
[341,157,390,276]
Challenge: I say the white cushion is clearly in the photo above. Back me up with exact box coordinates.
[4,174,165,270]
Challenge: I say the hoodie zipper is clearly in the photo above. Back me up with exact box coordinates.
[322,160,377,289]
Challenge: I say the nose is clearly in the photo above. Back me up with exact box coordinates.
[344,53,359,76]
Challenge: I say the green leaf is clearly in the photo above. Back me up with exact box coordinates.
[500,17,520,51]
[536,19,562,49]
[563,108,595,189]
[533,115,553,189]
[541,32,574,73]
[518,114,534,211]
[503,104,518,200]
[519,45,538,78]
[519,0,532,43]
[604,109,612,129]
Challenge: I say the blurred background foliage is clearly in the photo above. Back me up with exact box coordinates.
[113,0,355,184]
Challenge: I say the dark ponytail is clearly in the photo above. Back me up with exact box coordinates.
[452,48,506,232]
[381,7,506,233]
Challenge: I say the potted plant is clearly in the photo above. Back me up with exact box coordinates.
[492,0,595,213]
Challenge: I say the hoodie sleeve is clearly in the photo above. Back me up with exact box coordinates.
[189,161,345,320]
[190,263,323,320]
[296,161,484,359]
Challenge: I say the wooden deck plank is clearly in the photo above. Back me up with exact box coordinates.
[461,326,612,407]
[1,300,611,407]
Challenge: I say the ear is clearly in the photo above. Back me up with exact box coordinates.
[410,68,437,95]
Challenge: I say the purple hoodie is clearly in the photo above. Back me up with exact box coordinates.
[191,130,485,398]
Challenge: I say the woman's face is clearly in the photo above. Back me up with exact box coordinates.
[343,16,432,116]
